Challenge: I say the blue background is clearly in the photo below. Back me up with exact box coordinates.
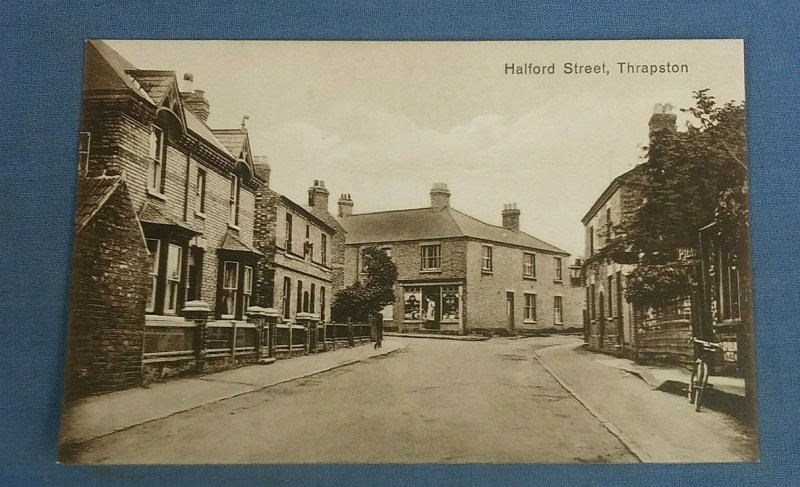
[1,1,798,485]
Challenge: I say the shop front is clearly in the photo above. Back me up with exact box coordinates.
[401,282,463,333]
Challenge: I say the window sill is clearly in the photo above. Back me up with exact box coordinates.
[553,279,564,285]
[228,223,241,232]
[195,210,206,220]
[147,189,167,202]
[419,269,442,274]
[523,319,538,324]
[523,276,537,281]
[481,269,493,275]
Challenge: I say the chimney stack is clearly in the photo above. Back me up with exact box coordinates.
[338,193,354,218]
[180,73,211,122]
[308,180,330,210]
[648,103,677,141]
[502,203,521,231]
[430,183,451,211]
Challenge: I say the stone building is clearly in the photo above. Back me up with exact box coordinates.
[339,183,582,334]
[65,40,267,395]
[252,171,337,324]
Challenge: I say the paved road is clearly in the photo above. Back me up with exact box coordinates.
[72,337,637,463]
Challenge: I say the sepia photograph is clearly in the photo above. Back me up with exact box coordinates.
[58,39,757,464]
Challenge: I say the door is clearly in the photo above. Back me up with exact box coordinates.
[506,292,515,330]
[422,286,441,330]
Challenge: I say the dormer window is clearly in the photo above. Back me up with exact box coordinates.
[148,125,166,194]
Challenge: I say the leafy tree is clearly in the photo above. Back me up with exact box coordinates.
[331,246,398,322]
[588,89,748,308]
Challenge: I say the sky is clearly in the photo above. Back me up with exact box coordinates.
[106,40,745,257]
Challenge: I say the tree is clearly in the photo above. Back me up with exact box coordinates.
[589,89,748,309]
[331,246,398,322]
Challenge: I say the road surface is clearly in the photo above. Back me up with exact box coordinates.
[68,336,755,463]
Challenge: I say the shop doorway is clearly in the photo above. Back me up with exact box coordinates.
[422,287,441,329]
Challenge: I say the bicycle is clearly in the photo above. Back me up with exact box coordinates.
[688,337,723,412]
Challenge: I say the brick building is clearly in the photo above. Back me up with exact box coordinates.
[582,105,694,360]
[66,41,268,395]
[339,184,582,334]
[252,170,337,324]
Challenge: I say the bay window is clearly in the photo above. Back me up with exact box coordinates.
[242,266,253,312]
[164,244,182,314]
[145,239,160,312]
[221,261,239,319]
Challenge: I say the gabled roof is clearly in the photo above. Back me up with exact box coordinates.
[211,129,248,159]
[126,70,176,106]
[183,108,235,158]
[83,41,154,103]
[74,174,125,233]
[581,165,644,225]
[340,206,568,255]
[280,195,337,234]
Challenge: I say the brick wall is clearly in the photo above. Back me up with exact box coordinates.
[64,180,149,400]
[465,241,577,333]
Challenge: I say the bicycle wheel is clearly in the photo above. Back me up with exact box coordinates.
[694,360,709,412]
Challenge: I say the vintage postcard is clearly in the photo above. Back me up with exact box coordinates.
[58,39,757,463]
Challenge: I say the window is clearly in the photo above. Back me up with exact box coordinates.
[306,224,310,239]
[607,275,614,317]
[441,286,460,322]
[589,225,595,255]
[263,269,275,308]
[321,234,327,266]
[320,286,326,321]
[228,175,241,226]
[554,296,564,324]
[296,280,303,313]
[282,277,291,319]
[148,125,165,193]
[481,245,493,272]
[164,244,182,314]
[186,247,203,302]
[523,252,536,278]
[78,132,90,172]
[242,266,253,312]
[310,283,316,314]
[382,246,392,258]
[590,284,596,320]
[420,245,441,271]
[221,261,239,319]
[195,168,207,214]
[554,257,563,281]
[719,251,742,321]
[524,293,537,321]
[606,208,613,240]
[146,239,160,312]
[284,213,293,252]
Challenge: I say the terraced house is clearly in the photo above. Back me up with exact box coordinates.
[65,41,267,397]
[339,184,583,335]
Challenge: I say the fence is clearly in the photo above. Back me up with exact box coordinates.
[144,319,375,381]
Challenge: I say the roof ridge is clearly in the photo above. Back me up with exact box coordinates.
[444,207,467,236]
[348,207,432,217]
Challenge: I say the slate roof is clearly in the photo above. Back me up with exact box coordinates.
[340,206,568,255]
[219,230,263,256]
[138,201,199,234]
[74,175,124,233]
[126,70,175,105]
[211,129,248,159]
[581,164,645,224]
[84,41,154,103]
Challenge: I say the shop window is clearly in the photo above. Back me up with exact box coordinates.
[441,286,460,322]
[420,245,441,271]
[403,287,422,321]
[524,293,537,321]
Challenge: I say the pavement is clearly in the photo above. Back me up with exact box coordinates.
[532,337,757,462]
[59,340,403,448]
[384,331,489,341]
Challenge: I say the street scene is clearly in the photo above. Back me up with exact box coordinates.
[59,40,757,463]
[61,336,755,463]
